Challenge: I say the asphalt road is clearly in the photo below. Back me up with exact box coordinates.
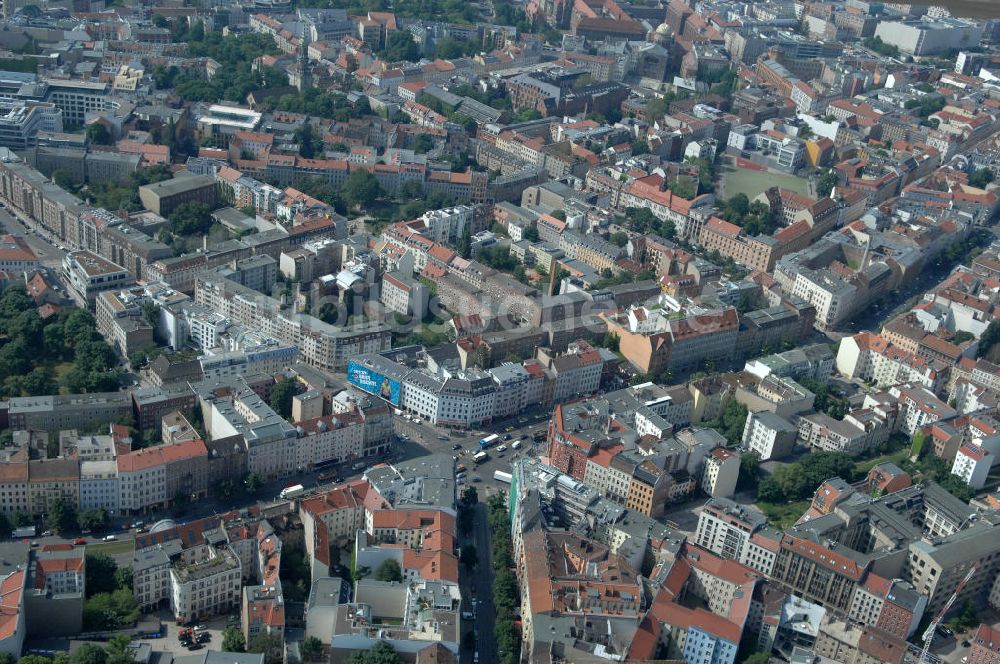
[391,409,550,497]
[468,501,497,664]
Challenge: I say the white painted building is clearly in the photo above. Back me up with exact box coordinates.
[742,410,798,461]
[951,442,993,490]
[79,460,120,515]
[701,447,739,498]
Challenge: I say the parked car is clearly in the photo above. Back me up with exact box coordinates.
[41,530,52,537]
[452,444,462,450]
[197,634,210,644]
[187,643,203,651]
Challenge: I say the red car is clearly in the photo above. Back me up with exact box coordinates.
[74,538,86,545]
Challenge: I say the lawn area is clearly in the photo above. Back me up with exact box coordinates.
[50,361,74,394]
[88,538,135,557]
[720,164,810,199]
[854,449,910,476]
[757,500,809,530]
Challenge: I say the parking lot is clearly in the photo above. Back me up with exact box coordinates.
[132,612,231,657]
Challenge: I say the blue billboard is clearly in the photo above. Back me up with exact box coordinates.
[347,360,401,406]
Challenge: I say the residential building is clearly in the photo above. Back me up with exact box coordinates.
[63,251,134,308]
[742,410,798,461]
[701,447,739,498]
[138,174,219,217]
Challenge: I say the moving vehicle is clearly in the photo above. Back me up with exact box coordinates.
[503,434,512,441]
[73,538,86,545]
[473,451,488,464]
[103,535,117,542]
[279,484,305,500]
[11,526,35,539]
[452,444,462,450]
[496,444,507,453]
[479,434,500,449]
[512,440,522,450]
[494,470,512,484]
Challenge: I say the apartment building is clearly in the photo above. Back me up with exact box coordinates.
[602,304,740,378]
[0,234,38,274]
[95,289,155,359]
[771,533,868,612]
[967,624,1000,664]
[170,543,242,624]
[195,272,392,372]
[117,439,209,513]
[889,384,958,435]
[701,447,739,498]
[836,332,946,393]
[380,271,430,318]
[80,460,120,515]
[63,251,134,309]
[293,411,366,470]
[138,174,219,217]
[694,497,768,562]
[28,458,79,517]
[742,410,798,461]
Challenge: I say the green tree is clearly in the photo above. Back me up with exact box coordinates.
[78,508,109,531]
[515,108,542,122]
[244,472,263,495]
[738,452,761,491]
[741,654,770,664]
[168,202,213,236]
[86,553,119,597]
[522,224,539,241]
[222,626,246,652]
[69,644,107,664]
[300,636,323,662]
[82,589,139,630]
[456,224,472,259]
[953,330,975,345]
[979,319,1000,360]
[106,635,134,664]
[461,486,478,506]
[380,31,420,62]
[341,168,381,210]
[413,133,434,154]
[269,378,300,419]
[295,121,320,159]
[46,496,76,533]
[247,633,284,664]
[374,558,403,582]
[114,565,133,592]
[348,642,402,664]
[86,123,112,146]
[609,231,628,247]
[969,168,995,189]
[816,169,839,198]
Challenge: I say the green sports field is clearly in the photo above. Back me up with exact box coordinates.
[719,164,811,200]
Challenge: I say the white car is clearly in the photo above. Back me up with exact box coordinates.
[103,535,117,542]
[496,445,507,453]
